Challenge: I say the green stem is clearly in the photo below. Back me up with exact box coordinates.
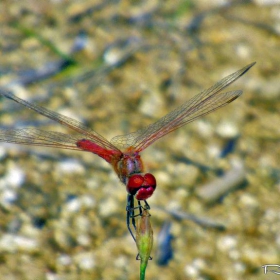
[140,261,147,280]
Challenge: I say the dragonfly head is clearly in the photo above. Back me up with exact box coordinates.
[126,173,156,200]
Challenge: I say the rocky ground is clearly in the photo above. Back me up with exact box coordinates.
[0,1,279,279]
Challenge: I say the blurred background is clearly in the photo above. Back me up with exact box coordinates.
[0,1,279,279]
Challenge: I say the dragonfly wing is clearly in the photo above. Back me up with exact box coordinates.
[0,88,121,153]
[111,62,255,151]
[0,128,85,150]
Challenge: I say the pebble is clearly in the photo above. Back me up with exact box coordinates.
[98,197,119,218]
[0,189,18,206]
[0,164,25,207]
[56,159,85,174]
[46,272,62,280]
[74,252,96,270]
[57,254,72,266]
[139,91,164,118]
[217,235,237,252]
[254,0,280,5]
[65,197,81,213]
[4,164,26,188]
[0,233,38,252]
[216,121,239,138]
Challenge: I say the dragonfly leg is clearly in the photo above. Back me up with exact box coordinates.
[126,194,136,242]
[143,200,150,210]
[137,200,143,216]
[126,196,152,242]
[138,200,150,215]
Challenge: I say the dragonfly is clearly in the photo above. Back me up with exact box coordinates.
[0,62,255,240]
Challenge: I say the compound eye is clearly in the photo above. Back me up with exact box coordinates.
[127,175,144,194]
[126,173,157,199]
[143,173,156,187]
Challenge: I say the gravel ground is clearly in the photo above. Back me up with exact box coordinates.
[0,1,279,279]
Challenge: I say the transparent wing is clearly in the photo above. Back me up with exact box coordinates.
[0,128,85,150]
[0,88,122,154]
[111,62,255,152]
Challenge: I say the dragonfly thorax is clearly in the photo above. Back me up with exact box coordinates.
[116,152,144,183]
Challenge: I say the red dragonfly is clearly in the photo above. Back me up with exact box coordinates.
[0,62,255,239]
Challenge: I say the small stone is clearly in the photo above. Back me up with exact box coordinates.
[216,121,239,138]
[217,235,237,252]
[74,252,95,270]
[56,159,85,174]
